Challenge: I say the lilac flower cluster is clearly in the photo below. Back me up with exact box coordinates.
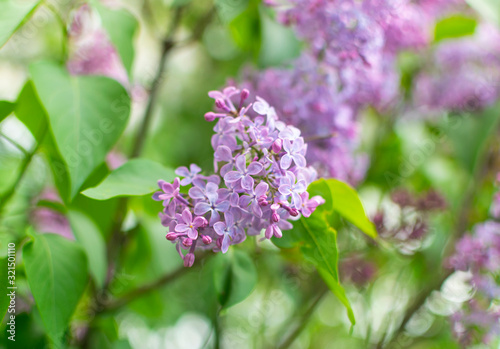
[153,87,324,266]
[242,0,461,183]
[448,221,500,345]
[414,23,500,114]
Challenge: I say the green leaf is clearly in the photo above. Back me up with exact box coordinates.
[0,0,41,48]
[446,105,500,174]
[30,61,131,200]
[318,268,355,326]
[212,249,257,309]
[14,81,47,142]
[434,15,477,42]
[0,257,9,322]
[295,215,340,281]
[0,101,15,123]
[23,232,88,342]
[67,209,107,288]
[92,1,138,75]
[309,178,377,239]
[82,159,175,200]
[466,0,500,28]
[229,0,261,60]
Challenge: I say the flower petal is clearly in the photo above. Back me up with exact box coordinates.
[247,162,263,175]
[194,202,212,216]
[224,171,243,183]
[241,175,254,191]
[280,154,292,170]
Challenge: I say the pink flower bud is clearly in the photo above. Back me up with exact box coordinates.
[265,226,273,239]
[272,139,282,153]
[204,112,216,122]
[183,253,195,267]
[240,89,250,101]
[201,235,212,244]
[166,233,177,241]
[289,208,299,216]
[183,238,193,247]
[215,99,228,111]
[271,212,280,223]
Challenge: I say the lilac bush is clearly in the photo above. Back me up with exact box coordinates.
[153,87,325,266]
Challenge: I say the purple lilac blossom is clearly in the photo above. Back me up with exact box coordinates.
[153,87,325,266]
[413,23,500,114]
[67,4,129,87]
[448,221,500,345]
[241,0,466,183]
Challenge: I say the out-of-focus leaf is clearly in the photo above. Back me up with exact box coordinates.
[229,0,261,60]
[92,1,138,75]
[0,101,15,123]
[30,61,131,200]
[14,82,47,142]
[212,249,257,309]
[434,15,477,42]
[67,209,107,288]
[0,0,41,48]
[258,10,300,67]
[82,159,175,200]
[215,0,249,23]
[466,0,500,27]
[446,105,500,174]
[23,231,88,342]
[309,179,377,239]
[318,267,356,326]
[0,257,9,322]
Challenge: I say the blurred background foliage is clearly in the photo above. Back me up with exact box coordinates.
[0,0,499,348]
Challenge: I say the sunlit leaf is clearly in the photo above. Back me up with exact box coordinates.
[0,0,41,48]
[30,61,131,201]
[309,178,377,239]
[434,15,477,42]
[82,159,175,200]
[0,101,15,123]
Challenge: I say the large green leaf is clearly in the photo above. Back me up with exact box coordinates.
[0,257,9,322]
[92,1,138,75]
[30,61,131,200]
[82,158,176,200]
[0,101,15,123]
[309,179,377,239]
[23,232,88,342]
[0,0,41,48]
[466,0,500,27]
[229,0,261,60]
[212,249,257,309]
[318,268,355,326]
[67,209,107,288]
[446,106,500,174]
[434,15,477,42]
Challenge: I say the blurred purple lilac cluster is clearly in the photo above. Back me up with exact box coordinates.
[153,87,325,266]
[414,23,500,114]
[373,189,446,253]
[448,221,500,345]
[67,4,129,87]
[243,0,462,184]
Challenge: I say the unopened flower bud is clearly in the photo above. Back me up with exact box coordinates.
[289,208,299,216]
[183,253,195,267]
[216,237,223,249]
[258,195,269,206]
[272,139,282,153]
[199,216,209,228]
[215,98,228,111]
[183,238,193,247]
[166,233,177,241]
[265,226,273,239]
[201,235,212,245]
[240,89,250,101]
[204,112,216,122]
[271,212,280,223]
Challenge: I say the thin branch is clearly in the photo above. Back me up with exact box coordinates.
[0,133,29,156]
[129,5,184,158]
[101,252,212,313]
[277,285,329,349]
